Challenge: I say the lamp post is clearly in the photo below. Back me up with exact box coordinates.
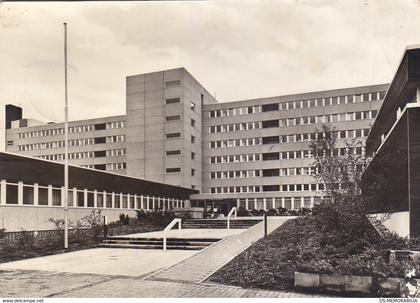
[63,22,69,249]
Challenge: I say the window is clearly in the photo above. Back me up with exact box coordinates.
[261,103,279,112]
[166,97,180,104]
[362,93,370,102]
[191,102,196,111]
[262,120,279,128]
[262,136,279,145]
[7,141,13,146]
[94,164,106,170]
[166,132,181,138]
[166,115,181,121]
[191,135,196,144]
[262,152,279,161]
[94,123,106,130]
[94,137,106,144]
[166,168,181,173]
[191,152,196,160]
[263,185,280,192]
[94,150,106,157]
[191,169,195,176]
[191,119,196,127]
[166,150,181,156]
[262,169,279,177]
[165,80,181,87]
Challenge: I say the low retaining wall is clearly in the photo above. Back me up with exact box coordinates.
[0,205,137,231]
[294,272,410,296]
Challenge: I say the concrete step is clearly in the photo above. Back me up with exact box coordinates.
[103,239,216,246]
[101,235,220,251]
[106,236,219,242]
[98,243,207,250]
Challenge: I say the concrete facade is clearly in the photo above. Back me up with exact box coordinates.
[125,68,217,192]
[6,115,127,173]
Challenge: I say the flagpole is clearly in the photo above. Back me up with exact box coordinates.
[63,22,69,249]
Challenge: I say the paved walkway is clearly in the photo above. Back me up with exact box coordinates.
[0,216,327,298]
[0,269,325,298]
[147,217,292,283]
[0,248,196,277]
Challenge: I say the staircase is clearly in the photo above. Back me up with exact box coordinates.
[100,218,262,250]
[100,236,219,250]
[182,218,262,229]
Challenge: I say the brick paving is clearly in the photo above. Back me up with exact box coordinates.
[0,269,327,298]
[58,279,328,298]
[146,217,292,283]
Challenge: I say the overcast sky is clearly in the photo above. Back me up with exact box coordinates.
[1,0,420,124]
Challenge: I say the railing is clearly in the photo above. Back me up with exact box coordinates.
[227,207,237,229]
[163,218,181,251]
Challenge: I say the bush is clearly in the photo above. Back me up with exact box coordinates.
[178,211,193,220]
[119,213,130,225]
[267,208,277,216]
[136,209,147,220]
[278,207,287,215]
[237,206,250,217]
[250,209,260,216]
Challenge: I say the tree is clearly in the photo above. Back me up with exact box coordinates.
[309,124,389,239]
[309,124,371,203]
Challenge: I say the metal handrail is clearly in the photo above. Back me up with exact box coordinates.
[227,207,237,229]
[163,218,181,251]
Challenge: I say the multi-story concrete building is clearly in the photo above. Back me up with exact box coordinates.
[4,67,388,214]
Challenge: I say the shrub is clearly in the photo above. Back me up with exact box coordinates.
[79,210,103,241]
[267,208,277,216]
[237,206,250,217]
[178,211,193,220]
[278,207,287,215]
[250,209,260,216]
[48,217,66,230]
[119,213,130,225]
[136,209,147,220]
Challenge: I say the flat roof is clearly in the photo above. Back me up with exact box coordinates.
[0,151,196,199]
[366,46,420,154]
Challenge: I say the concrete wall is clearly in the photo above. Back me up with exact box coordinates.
[0,205,138,232]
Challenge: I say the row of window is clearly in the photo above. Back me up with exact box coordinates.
[17,121,126,139]
[19,136,126,151]
[208,111,378,134]
[1,180,184,209]
[208,128,370,149]
[208,91,385,118]
[35,149,127,161]
[236,196,321,210]
[106,162,127,171]
[209,166,315,179]
[208,146,365,164]
[209,183,325,194]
